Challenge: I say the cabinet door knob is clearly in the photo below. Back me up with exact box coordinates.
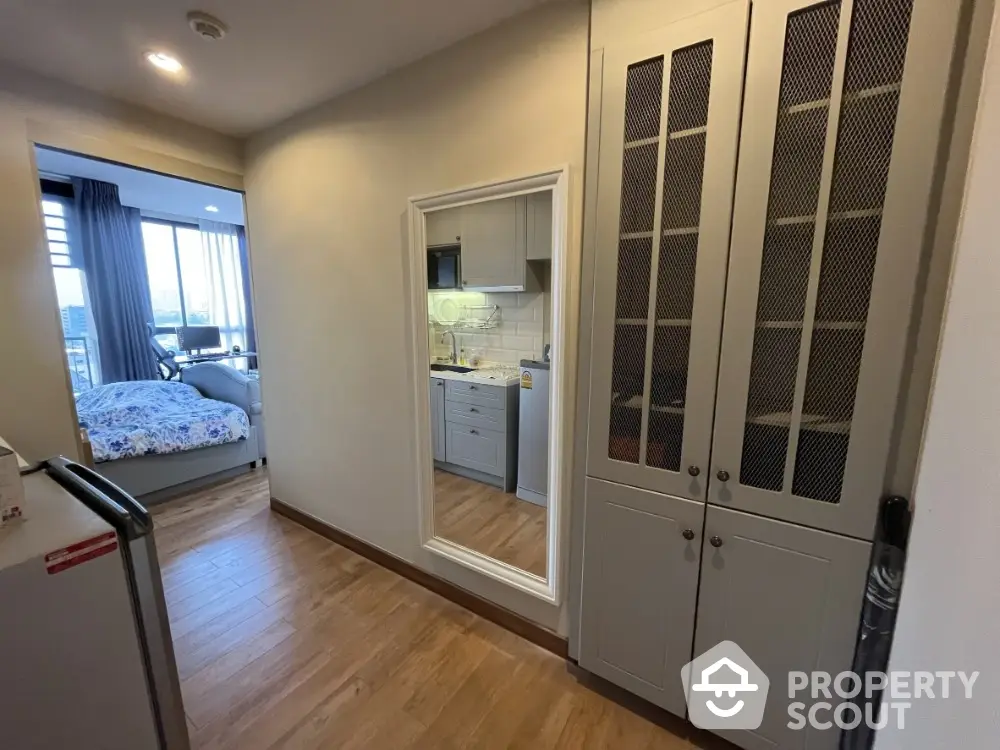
[687,465,700,477]
[682,529,696,541]
[710,536,723,548]
[716,470,730,482]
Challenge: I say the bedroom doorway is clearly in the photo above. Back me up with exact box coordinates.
[33,145,266,503]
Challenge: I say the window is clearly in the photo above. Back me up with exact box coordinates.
[43,196,101,393]
[142,220,248,363]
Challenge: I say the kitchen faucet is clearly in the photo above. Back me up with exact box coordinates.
[443,330,458,364]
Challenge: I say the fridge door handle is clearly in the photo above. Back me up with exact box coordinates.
[45,457,152,537]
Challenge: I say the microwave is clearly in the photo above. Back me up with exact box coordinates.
[428,245,461,290]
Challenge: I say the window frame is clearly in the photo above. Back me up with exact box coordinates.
[41,180,101,392]
[142,217,200,329]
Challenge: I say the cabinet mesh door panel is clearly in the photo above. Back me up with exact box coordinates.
[647,41,714,472]
[609,57,664,464]
[791,0,914,503]
[739,2,841,493]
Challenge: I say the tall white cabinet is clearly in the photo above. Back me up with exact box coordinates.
[575,0,963,747]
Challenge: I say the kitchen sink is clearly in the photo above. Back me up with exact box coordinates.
[430,364,476,373]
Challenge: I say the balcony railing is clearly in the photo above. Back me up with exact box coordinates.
[64,336,97,393]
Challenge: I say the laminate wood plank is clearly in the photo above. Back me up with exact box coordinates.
[166,577,242,622]
[175,603,290,681]
[168,582,267,639]
[152,468,721,750]
[433,468,547,578]
[409,645,521,750]
[171,594,276,668]
[182,618,299,723]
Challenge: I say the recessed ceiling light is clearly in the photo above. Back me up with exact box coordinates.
[205,205,219,213]
[145,51,183,74]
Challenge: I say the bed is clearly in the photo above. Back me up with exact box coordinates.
[79,364,266,502]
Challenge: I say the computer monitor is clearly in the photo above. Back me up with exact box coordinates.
[176,326,222,353]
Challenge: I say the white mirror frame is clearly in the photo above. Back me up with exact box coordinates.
[407,166,571,604]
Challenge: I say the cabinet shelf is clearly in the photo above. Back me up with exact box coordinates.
[772,208,882,226]
[755,320,865,331]
[747,412,850,434]
[620,228,699,240]
[668,125,707,140]
[612,394,685,415]
[615,318,692,327]
[623,127,708,150]
[663,226,700,237]
[624,136,660,150]
[783,81,902,115]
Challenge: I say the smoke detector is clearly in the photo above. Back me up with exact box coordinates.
[187,11,228,41]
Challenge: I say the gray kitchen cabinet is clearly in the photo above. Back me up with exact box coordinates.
[445,379,506,409]
[426,206,463,247]
[579,478,703,717]
[460,196,528,291]
[695,506,871,750]
[445,423,506,477]
[430,377,446,462]
[434,378,519,491]
[710,0,961,540]
[526,191,552,260]
[444,400,505,432]
[585,1,748,503]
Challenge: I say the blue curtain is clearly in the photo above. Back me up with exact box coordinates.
[74,178,158,382]
[236,226,258,368]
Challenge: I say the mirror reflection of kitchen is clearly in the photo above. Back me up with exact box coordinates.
[426,190,553,579]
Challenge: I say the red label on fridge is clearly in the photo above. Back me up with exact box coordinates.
[45,531,119,574]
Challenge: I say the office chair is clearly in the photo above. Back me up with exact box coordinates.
[148,323,180,380]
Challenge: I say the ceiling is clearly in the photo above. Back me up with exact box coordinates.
[0,0,550,136]
[36,147,245,225]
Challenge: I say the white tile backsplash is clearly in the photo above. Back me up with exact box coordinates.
[429,281,550,365]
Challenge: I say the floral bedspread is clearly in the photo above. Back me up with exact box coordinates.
[76,380,250,463]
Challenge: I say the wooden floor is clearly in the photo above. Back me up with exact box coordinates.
[152,468,713,750]
[433,469,547,578]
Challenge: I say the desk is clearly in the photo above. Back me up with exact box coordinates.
[165,351,258,379]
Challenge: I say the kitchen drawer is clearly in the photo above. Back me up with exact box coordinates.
[445,380,506,410]
[445,401,506,433]
[445,423,506,477]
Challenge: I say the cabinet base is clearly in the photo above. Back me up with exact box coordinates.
[516,486,547,507]
[434,460,511,492]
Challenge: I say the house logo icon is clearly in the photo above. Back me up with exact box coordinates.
[681,641,769,730]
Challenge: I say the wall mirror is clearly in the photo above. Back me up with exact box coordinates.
[407,168,570,603]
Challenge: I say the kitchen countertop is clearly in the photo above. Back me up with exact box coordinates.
[429,364,520,385]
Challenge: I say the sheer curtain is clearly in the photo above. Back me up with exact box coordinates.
[197,220,247,356]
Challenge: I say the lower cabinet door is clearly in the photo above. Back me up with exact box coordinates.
[579,477,704,716]
[695,506,871,750]
[445,423,505,477]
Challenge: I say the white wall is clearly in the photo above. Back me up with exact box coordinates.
[245,0,588,630]
[874,7,1000,748]
[0,62,242,460]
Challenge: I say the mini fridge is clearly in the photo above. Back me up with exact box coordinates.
[0,457,188,750]
[517,359,550,506]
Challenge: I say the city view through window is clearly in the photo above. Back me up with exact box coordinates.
[46,198,249,392]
